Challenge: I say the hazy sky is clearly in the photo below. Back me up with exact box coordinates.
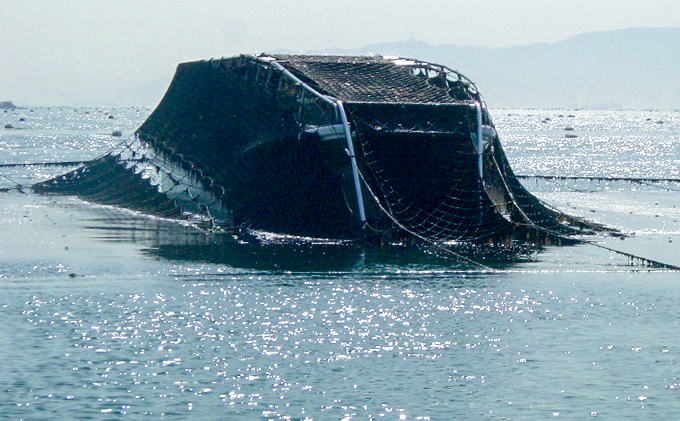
[3,0,680,105]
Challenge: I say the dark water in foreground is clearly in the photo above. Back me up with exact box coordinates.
[1,107,680,419]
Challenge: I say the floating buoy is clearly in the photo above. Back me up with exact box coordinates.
[18,117,25,122]
[564,126,575,131]
[565,133,578,138]
[108,115,115,119]
[111,130,123,137]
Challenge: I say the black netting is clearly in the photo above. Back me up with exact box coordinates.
[32,54,614,248]
[278,55,473,103]
[484,135,610,236]
[35,57,362,238]
[346,102,515,242]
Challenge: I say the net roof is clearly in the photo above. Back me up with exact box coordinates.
[273,55,469,104]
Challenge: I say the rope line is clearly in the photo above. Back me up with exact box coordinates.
[0,174,24,193]
[0,161,87,168]
[517,174,680,184]
[354,166,496,270]
[504,164,680,270]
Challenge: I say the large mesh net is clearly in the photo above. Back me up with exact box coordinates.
[33,54,613,248]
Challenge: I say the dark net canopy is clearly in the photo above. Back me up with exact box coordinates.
[33,54,612,247]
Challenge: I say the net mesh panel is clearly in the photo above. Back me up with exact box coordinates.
[33,54,611,245]
[346,102,515,242]
[484,135,610,236]
[279,55,474,103]
[35,57,362,238]
[32,153,186,219]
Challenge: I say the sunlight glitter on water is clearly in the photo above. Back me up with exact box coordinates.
[494,109,680,178]
[3,107,680,419]
[7,270,679,419]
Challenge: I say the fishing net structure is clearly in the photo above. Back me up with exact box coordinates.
[33,54,613,249]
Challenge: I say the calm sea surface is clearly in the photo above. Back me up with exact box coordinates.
[1,107,680,420]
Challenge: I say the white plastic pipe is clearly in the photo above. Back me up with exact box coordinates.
[475,102,484,181]
[336,100,367,225]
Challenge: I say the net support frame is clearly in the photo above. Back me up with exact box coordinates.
[336,99,367,225]
[475,102,484,180]
[266,56,368,227]
[475,101,485,228]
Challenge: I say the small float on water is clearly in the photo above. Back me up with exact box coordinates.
[33,54,614,251]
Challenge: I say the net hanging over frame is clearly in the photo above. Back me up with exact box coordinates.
[33,54,615,249]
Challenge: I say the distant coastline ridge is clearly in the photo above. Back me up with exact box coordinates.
[315,27,680,109]
[86,27,680,109]
[0,101,16,109]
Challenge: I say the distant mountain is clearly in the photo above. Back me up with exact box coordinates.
[115,28,680,109]
[320,28,680,109]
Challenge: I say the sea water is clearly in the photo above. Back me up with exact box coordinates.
[1,107,680,419]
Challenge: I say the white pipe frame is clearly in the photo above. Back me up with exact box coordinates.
[475,102,484,182]
[236,54,492,228]
[251,55,367,225]
[335,100,367,223]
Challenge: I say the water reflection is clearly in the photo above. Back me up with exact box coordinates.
[80,205,539,272]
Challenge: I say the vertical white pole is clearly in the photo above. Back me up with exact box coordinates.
[475,102,484,181]
[336,100,367,225]
[475,102,485,228]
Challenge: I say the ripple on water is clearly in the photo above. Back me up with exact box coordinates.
[0,270,676,419]
[3,108,680,419]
